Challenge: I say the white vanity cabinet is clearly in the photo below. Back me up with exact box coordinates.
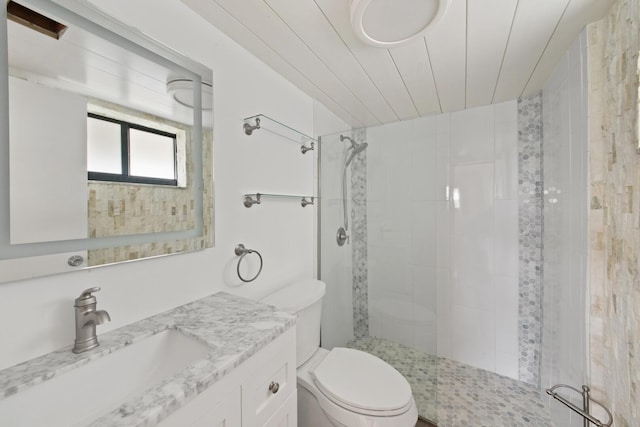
[158,327,297,427]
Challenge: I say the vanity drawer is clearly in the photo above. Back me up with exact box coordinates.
[241,327,296,427]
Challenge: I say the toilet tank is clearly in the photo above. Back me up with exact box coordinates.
[261,280,326,367]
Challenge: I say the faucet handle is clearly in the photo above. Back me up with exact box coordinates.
[75,287,101,306]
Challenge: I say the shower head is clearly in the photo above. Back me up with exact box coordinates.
[351,141,368,155]
[344,141,368,168]
[340,135,368,168]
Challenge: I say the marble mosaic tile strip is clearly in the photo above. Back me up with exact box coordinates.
[517,94,544,386]
[349,337,552,427]
[350,128,369,338]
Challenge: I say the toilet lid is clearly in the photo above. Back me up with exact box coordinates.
[310,348,413,415]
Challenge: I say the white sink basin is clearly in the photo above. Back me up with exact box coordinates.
[0,329,211,427]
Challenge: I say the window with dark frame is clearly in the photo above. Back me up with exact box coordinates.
[87,113,178,186]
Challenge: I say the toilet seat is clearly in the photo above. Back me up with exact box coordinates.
[310,348,414,416]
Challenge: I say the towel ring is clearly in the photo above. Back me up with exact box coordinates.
[234,244,263,282]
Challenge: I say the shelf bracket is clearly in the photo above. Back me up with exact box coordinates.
[243,117,261,135]
[243,193,261,208]
[300,141,314,155]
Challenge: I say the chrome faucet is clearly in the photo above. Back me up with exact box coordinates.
[72,287,111,354]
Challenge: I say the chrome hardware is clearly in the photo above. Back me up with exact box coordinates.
[244,193,262,207]
[300,141,314,154]
[268,381,280,394]
[234,244,263,282]
[336,226,348,246]
[339,134,367,246]
[72,287,111,354]
[67,255,84,267]
[546,384,613,427]
[243,193,314,208]
[243,117,261,135]
[242,114,318,153]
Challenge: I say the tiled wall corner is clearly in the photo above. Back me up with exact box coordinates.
[517,93,544,386]
[351,127,369,339]
[588,0,640,424]
[587,19,608,415]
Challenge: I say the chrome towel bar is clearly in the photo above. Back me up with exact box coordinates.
[546,384,612,427]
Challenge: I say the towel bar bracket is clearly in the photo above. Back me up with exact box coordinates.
[545,384,612,427]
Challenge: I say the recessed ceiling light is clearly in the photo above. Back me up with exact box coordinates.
[351,0,450,48]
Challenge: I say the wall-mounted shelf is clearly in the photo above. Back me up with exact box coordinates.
[243,193,314,208]
[242,114,316,154]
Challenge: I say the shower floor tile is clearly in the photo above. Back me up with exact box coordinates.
[348,337,552,427]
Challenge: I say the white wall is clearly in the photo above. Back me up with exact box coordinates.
[0,0,346,370]
[541,30,589,427]
[365,100,520,379]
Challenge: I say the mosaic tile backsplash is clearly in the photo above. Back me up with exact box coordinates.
[517,94,544,386]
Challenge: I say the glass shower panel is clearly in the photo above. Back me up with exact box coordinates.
[365,118,439,354]
[318,131,354,349]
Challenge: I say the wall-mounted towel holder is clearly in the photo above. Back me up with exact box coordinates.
[234,244,263,283]
[546,384,612,427]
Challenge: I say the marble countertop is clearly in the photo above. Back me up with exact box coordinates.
[0,292,296,427]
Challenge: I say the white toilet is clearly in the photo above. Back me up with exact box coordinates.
[261,280,418,427]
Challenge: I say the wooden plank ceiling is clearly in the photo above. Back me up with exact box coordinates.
[182,0,614,128]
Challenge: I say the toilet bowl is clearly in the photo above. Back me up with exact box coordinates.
[261,280,418,427]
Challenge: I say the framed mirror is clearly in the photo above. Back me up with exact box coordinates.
[0,0,214,282]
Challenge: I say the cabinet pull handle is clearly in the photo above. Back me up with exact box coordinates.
[268,381,280,394]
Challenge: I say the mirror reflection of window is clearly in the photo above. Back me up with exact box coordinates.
[87,113,179,186]
[129,128,176,180]
[87,116,121,174]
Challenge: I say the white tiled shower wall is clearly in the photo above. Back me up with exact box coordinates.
[365,101,520,379]
[540,30,589,427]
